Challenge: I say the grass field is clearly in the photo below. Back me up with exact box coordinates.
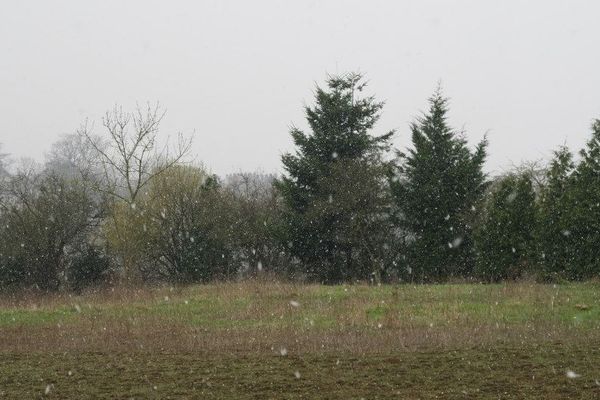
[0,281,599,398]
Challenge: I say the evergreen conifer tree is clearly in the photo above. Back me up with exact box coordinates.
[536,146,576,279]
[474,173,537,281]
[562,120,600,278]
[275,73,394,283]
[392,89,487,281]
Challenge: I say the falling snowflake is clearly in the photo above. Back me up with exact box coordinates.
[448,237,463,248]
[566,370,580,379]
[507,191,518,203]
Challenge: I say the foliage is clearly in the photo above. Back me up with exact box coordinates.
[66,246,113,292]
[536,146,576,280]
[4,77,600,289]
[392,89,487,281]
[225,173,289,276]
[537,121,600,280]
[104,164,236,283]
[0,171,101,290]
[535,122,600,280]
[275,73,395,283]
[566,120,600,279]
[474,173,537,281]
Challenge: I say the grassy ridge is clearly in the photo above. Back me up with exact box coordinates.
[0,282,599,398]
[1,282,599,329]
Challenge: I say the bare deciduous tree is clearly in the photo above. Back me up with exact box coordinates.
[77,104,193,283]
[79,103,193,205]
[508,160,548,192]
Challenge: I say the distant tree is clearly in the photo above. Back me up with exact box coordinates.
[0,144,8,178]
[79,104,193,205]
[45,133,102,183]
[43,134,114,289]
[0,167,101,291]
[105,164,235,283]
[0,145,10,211]
[474,173,537,282]
[275,73,395,283]
[392,89,487,281]
[79,104,193,282]
[509,160,548,194]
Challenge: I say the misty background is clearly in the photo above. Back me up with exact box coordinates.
[1,0,599,176]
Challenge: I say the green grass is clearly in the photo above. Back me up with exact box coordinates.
[1,282,598,329]
[0,306,80,326]
[0,282,599,398]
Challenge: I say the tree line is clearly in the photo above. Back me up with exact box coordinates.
[1,73,599,291]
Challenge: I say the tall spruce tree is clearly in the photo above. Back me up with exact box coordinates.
[537,121,600,280]
[275,73,394,283]
[563,120,600,279]
[474,173,537,282]
[392,89,487,281]
[536,146,576,280]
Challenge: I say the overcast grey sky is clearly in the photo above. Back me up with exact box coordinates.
[1,0,599,176]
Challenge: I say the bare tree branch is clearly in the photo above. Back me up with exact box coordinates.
[80,103,193,205]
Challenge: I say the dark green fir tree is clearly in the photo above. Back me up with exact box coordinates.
[474,173,537,282]
[275,73,395,283]
[392,88,487,281]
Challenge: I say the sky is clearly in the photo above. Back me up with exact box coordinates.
[1,0,599,176]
